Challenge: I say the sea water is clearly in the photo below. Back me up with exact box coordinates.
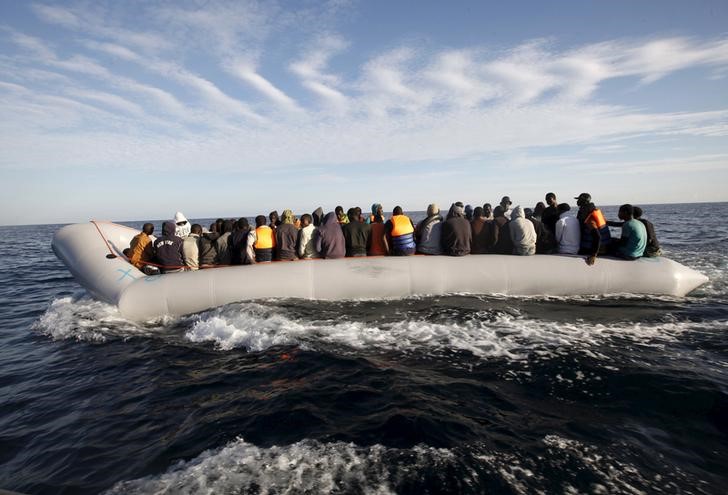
[0,203,726,494]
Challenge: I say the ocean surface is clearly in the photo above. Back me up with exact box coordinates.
[0,202,727,494]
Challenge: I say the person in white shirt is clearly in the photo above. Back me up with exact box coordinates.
[297,213,320,259]
[555,203,581,255]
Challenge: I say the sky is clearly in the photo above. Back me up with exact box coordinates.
[1,0,728,225]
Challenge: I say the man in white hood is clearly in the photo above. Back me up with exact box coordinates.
[509,205,537,255]
[174,211,191,238]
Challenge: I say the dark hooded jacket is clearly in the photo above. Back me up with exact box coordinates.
[312,207,324,227]
[441,204,471,256]
[315,212,346,259]
[153,221,184,273]
[198,232,220,266]
[493,213,513,255]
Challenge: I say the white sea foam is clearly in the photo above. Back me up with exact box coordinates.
[184,302,728,363]
[105,435,689,495]
[32,295,156,342]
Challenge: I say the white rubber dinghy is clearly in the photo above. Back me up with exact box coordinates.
[52,222,709,322]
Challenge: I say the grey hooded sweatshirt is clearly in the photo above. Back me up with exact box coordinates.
[509,206,537,255]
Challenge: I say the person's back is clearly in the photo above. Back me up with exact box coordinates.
[229,218,255,265]
[613,205,647,260]
[183,224,202,270]
[215,220,234,265]
[199,224,220,267]
[129,223,154,269]
[368,216,389,256]
[154,221,184,273]
[492,206,512,254]
[342,208,371,257]
[529,216,555,254]
[509,206,537,255]
[385,206,416,256]
[470,207,493,254]
[297,214,320,259]
[554,204,580,254]
[316,212,346,259]
[442,203,471,256]
[276,209,298,261]
[254,215,276,262]
[415,204,443,255]
[634,207,661,257]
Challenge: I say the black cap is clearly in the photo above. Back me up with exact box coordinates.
[574,192,591,203]
[501,196,512,205]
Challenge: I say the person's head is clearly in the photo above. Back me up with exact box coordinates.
[191,223,202,235]
[500,196,512,208]
[300,213,312,227]
[393,206,403,216]
[209,223,217,233]
[142,223,154,235]
[533,202,545,217]
[371,203,383,216]
[237,218,249,231]
[473,206,484,218]
[174,211,188,228]
[633,206,643,219]
[347,207,358,222]
[222,219,234,234]
[618,204,634,221]
[123,248,132,258]
[493,206,505,218]
[335,206,344,217]
[255,215,267,227]
[575,192,591,207]
[464,204,473,220]
[216,218,224,231]
[524,207,533,219]
[545,192,557,207]
[557,203,571,214]
[427,203,440,217]
[483,203,492,217]
[162,221,176,236]
[269,210,279,223]
[281,209,294,224]
[354,206,362,222]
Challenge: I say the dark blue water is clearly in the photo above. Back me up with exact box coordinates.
[1,203,727,494]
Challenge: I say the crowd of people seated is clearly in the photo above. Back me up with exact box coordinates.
[124,192,661,274]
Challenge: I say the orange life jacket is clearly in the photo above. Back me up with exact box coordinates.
[254,226,275,250]
[390,215,414,236]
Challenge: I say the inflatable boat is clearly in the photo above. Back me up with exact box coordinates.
[52,221,709,322]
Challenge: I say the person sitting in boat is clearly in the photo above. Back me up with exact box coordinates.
[276,210,299,261]
[415,203,443,255]
[525,208,555,254]
[254,215,276,262]
[492,206,513,254]
[182,224,202,271]
[297,214,320,259]
[555,203,580,255]
[509,205,537,256]
[268,211,280,230]
[634,207,661,257]
[173,212,191,238]
[499,196,513,219]
[128,223,154,270]
[198,223,220,268]
[215,220,234,265]
[471,206,494,254]
[367,203,384,224]
[385,206,416,256]
[335,205,349,225]
[609,204,647,260]
[541,192,559,234]
[576,193,611,266]
[367,211,389,256]
[482,203,494,221]
[342,207,371,257]
[312,207,324,227]
[532,202,545,222]
[153,221,184,273]
[230,218,255,265]
[464,204,474,221]
[442,202,471,256]
[316,211,346,259]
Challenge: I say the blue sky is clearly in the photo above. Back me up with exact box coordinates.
[1,0,727,225]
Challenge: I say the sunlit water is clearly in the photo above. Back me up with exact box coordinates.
[1,203,726,494]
